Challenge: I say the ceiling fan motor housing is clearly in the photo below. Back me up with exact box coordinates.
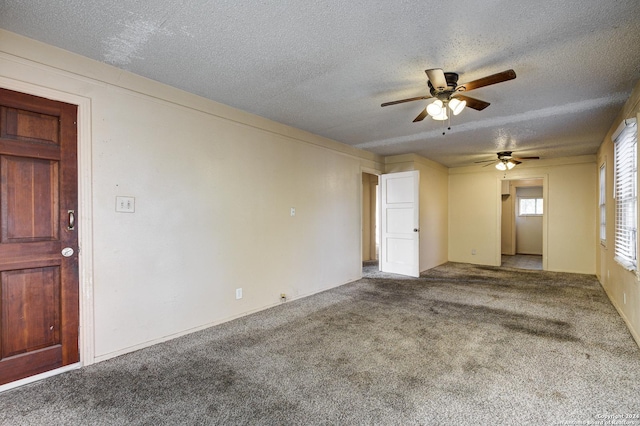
[428,72,460,99]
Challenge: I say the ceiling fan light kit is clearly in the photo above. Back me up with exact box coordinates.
[495,160,516,171]
[425,98,465,120]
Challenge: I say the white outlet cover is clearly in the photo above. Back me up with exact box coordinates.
[236,288,242,299]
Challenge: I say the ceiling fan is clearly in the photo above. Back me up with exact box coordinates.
[381,68,516,122]
[475,151,540,170]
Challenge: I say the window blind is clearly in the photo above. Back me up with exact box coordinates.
[599,163,606,244]
[614,118,638,270]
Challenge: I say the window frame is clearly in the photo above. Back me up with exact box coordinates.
[613,118,638,271]
[518,196,544,217]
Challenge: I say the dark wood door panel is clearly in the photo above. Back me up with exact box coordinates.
[0,346,62,384]
[1,155,59,243]
[1,267,61,358]
[0,87,78,385]
[0,106,60,145]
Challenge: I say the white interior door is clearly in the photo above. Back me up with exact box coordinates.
[380,171,420,277]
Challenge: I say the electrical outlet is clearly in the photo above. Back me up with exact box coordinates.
[290,207,296,217]
[236,288,242,300]
[471,249,477,255]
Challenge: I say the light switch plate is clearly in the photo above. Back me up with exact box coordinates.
[116,196,135,213]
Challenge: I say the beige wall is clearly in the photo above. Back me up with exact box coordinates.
[0,30,384,363]
[449,157,596,273]
[385,154,449,272]
[596,79,640,347]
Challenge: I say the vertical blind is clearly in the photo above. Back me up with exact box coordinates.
[614,118,638,270]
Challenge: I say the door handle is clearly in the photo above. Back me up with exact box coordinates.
[68,210,75,230]
[413,228,420,232]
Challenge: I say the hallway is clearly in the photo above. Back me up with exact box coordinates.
[501,254,543,270]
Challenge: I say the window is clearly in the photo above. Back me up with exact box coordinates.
[519,197,543,216]
[613,118,638,270]
[599,162,606,245]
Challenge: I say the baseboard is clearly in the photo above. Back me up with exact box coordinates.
[599,281,640,349]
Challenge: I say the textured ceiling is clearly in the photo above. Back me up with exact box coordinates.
[1,0,639,167]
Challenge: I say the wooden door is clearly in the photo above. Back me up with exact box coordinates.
[0,88,79,385]
[380,171,420,277]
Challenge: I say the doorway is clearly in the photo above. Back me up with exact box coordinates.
[500,178,545,270]
[362,172,379,266]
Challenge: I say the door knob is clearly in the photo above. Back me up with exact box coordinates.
[413,228,420,232]
[68,210,75,230]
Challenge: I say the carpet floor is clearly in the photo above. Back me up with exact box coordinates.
[1,262,639,425]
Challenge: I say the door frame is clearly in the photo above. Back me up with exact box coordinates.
[361,169,380,263]
[0,77,94,390]
[496,174,548,270]
[360,167,382,273]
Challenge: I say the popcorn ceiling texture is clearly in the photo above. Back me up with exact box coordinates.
[1,262,638,425]
[1,1,639,166]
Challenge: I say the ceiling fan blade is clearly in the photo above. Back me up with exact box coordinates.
[413,108,428,122]
[513,156,540,160]
[381,94,431,107]
[474,159,496,164]
[457,69,516,92]
[512,160,522,165]
[482,161,497,168]
[425,69,447,90]
[453,94,490,111]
